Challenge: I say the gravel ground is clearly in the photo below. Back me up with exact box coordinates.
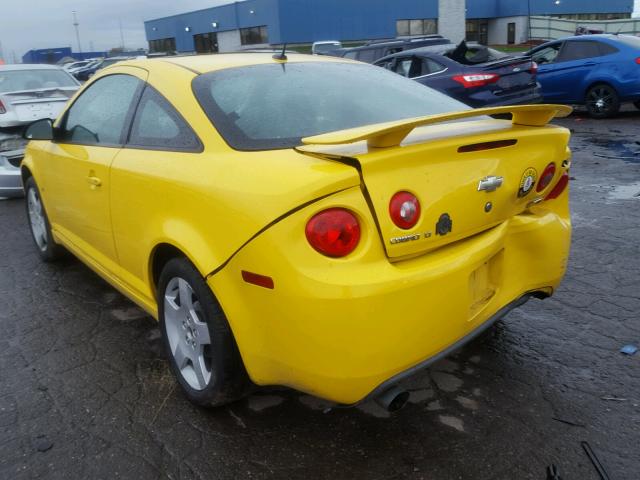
[1,106,639,480]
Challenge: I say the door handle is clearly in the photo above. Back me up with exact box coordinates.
[87,176,102,188]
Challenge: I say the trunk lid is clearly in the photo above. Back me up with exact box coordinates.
[298,105,571,260]
[1,87,77,123]
[478,57,537,94]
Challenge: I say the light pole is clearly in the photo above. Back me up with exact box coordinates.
[72,11,83,54]
[527,0,532,46]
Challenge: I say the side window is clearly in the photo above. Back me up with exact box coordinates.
[422,58,447,75]
[392,57,414,77]
[61,74,141,146]
[597,42,619,55]
[557,41,601,62]
[127,87,201,151]
[357,48,380,63]
[530,43,562,65]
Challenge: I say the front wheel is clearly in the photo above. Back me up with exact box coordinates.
[585,84,620,119]
[158,257,249,407]
[24,177,63,262]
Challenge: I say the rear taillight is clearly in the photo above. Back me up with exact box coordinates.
[0,100,5,114]
[545,172,569,200]
[305,208,360,258]
[389,191,421,229]
[530,61,538,74]
[536,163,556,192]
[636,57,640,65]
[452,73,500,88]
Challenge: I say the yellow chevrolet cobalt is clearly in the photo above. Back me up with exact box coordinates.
[21,53,571,409]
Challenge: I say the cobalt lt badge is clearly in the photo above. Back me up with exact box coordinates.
[518,167,537,197]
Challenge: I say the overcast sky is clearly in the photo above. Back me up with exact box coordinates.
[0,0,228,62]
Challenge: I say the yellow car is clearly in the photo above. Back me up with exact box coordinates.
[21,53,572,410]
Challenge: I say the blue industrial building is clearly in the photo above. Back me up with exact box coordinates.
[145,0,634,53]
[22,47,108,65]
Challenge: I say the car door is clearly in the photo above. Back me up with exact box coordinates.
[109,84,203,302]
[38,71,145,270]
[539,40,605,103]
[529,41,564,101]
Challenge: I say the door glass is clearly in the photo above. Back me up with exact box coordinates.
[531,44,561,65]
[393,58,414,77]
[423,58,446,75]
[61,74,141,146]
[128,87,201,151]
[557,41,602,61]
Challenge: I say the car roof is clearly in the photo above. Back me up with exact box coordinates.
[120,53,353,75]
[542,34,632,44]
[0,64,64,71]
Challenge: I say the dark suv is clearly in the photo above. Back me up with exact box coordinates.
[328,35,451,63]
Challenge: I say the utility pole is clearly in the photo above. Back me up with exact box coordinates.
[119,19,126,50]
[72,11,83,54]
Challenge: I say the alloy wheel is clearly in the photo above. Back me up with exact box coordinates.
[586,86,616,116]
[163,277,212,390]
[27,188,48,251]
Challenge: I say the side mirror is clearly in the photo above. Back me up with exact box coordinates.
[23,118,54,141]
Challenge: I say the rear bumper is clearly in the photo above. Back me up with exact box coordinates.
[0,150,23,198]
[208,187,571,404]
[467,84,543,108]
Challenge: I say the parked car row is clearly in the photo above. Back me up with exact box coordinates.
[317,33,640,118]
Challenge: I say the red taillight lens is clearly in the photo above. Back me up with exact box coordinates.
[452,73,500,88]
[389,191,421,229]
[545,172,569,200]
[536,162,556,192]
[0,100,5,114]
[530,61,538,74]
[305,208,360,258]
[636,57,640,65]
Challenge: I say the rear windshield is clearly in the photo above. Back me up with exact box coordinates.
[0,69,77,93]
[315,43,341,53]
[616,35,640,48]
[193,62,468,150]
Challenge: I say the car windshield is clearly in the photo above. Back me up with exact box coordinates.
[193,62,468,150]
[315,43,341,53]
[0,69,77,93]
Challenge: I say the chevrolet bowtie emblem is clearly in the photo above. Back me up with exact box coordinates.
[477,176,504,192]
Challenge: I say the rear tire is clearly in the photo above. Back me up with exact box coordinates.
[634,100,640,110]
[158,257,249,407]
[24,177,63,262]
[585,84,620,119]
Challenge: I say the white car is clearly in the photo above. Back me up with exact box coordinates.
[0,64,79,198]
[311,40,342,55]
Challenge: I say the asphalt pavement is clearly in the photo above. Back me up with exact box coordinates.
[1,107,639,480]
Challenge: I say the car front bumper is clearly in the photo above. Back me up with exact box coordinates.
[208,186,571,404]
[0,150,24,198]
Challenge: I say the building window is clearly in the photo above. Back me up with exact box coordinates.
[466,19,488,45]
[149,38,176,53]
[552,13,631,20]
[194,33,218,53]
[240,26,268,45]
[396,19,437,37]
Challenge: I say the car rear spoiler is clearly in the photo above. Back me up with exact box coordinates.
[300,104,572,149]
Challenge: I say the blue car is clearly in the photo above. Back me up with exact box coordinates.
[526,35,640,118]
[374,42,541,108]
